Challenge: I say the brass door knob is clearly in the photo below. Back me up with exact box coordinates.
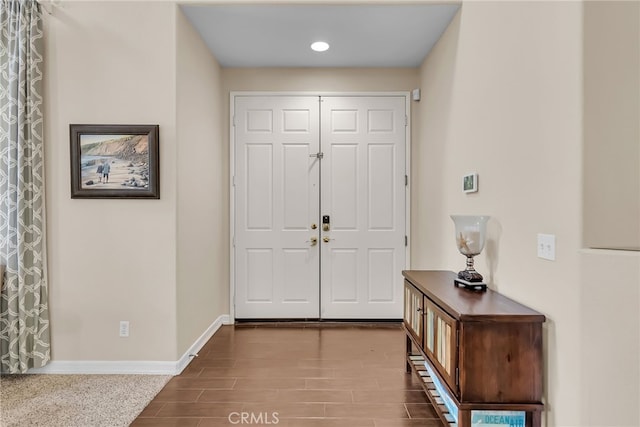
[308,236,318,246]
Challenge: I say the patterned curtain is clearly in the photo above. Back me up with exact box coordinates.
[0,0,50,373]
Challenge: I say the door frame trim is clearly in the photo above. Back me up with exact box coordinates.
[229,91,411,322]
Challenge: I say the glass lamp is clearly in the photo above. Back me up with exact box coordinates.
[450,215,490,291]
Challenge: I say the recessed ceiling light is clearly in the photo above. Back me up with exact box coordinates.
[310,41,330,52]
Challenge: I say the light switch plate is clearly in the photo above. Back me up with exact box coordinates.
[119,320,130,337]
[537,233,556,261]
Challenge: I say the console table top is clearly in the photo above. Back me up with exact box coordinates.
[402,270,545,322]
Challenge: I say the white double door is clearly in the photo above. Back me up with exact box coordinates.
[234,94,407,319]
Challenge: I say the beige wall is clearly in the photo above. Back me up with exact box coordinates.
[417,2,640,425]
[580,2,640,426]
[176,8,228,356]
[44,1,178,361]
[44,1,228,363]
[222,68,419,93]
[583,1,640,250]
[579,249,640,426]
[415,2,584,425]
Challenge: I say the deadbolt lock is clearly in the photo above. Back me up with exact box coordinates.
[322,215,330,231]
[311,223,317,230]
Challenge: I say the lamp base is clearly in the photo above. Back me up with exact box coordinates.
[454,278,487,291]
[457,269,484,282]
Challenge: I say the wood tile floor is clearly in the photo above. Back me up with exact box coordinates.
[132,323,443,427]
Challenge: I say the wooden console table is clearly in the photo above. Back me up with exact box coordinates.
[402,270,545,427]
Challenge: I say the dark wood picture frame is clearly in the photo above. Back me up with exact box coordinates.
[70,124,160,199]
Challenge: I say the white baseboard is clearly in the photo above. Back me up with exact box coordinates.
[175,313,231,375]
[26,314,231,375]
[25,360,179,375]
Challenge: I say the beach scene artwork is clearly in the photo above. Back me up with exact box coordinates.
[80,134,151,190]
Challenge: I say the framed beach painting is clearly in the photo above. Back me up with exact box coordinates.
[70,124,160,199]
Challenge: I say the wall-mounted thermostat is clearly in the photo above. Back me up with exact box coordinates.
[463,173,478,193]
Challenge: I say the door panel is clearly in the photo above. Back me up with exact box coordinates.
[368,249,395,301]
[234,96,320,319]
[330,249,358,302]
[282,249,314,301]
[283,144,312,229]
[246,249,273,301]
[368,144,395,230]
[330,144,358,229]
[320,96,406,319]
[245,144,272,230]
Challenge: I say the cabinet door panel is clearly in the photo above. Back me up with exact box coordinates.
[423,298,458,395]
[403,281,423,344]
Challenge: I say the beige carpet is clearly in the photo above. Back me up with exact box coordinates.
[0,374,171,427]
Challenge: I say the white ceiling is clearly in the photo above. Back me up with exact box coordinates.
[180,4,461,68]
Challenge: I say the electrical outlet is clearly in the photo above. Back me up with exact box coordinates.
[119,321,129,337]
[537,234,556,261]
